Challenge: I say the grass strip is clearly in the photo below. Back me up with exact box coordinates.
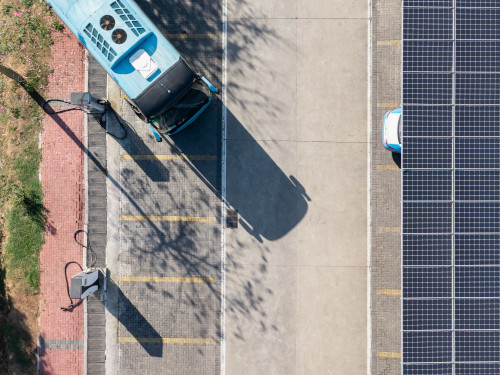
[0,0,66,372]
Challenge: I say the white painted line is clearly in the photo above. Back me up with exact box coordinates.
[83,49,90,375]
[220,0,228,372]
[366,1,373,374]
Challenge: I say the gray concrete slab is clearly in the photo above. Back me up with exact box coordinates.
[296,266,367,375]
[225,264,297,374]
[296,142,367,267]
[297,19,368,143]
[228,0,297,20]
[297,0,368,19]
[227,19,297,141]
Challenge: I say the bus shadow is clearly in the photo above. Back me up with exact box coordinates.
[167,103,311,242]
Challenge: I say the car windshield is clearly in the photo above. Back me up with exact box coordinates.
[153,79,210,132]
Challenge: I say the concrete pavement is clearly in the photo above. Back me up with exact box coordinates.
[225,0,370,374]
[76,0,376,373]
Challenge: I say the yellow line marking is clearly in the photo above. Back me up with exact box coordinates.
[120,215,216,222]
[119,337,216,345]
[377,40,401,47]
[377,102,400,109]
[120,276,215,283]
[376,164,400,171]
[121,154,217,161]
[164,33,219,40]
[376,226,401,233]
[377,351,401,359]
[376,289,402,296]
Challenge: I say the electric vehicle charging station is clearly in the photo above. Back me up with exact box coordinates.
[70,269,100,300]
[70,92,107,114]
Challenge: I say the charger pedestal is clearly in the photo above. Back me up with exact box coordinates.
[70,269,99,300]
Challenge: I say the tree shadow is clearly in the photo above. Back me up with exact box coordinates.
[0,260,37,373]
[3,0,310,368]
[113,0,309,353]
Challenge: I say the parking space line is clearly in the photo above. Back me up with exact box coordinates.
[121,154,217,161]
[119,276,215,283]
[119,215,216,222]
[376,164,401,171]
[376,289,401,296]
[376,352,401,359]
[377,101,400,108]
[118,337,216,345]
[376,40,400,47]
[376,226,401,233]
[163,33,219,40]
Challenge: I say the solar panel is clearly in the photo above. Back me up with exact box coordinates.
[455,299,500,329]
[403,202,452,234]
[402,234,452,266]
[404,41,453,72]
[403,8,453,40]
[455,171,500,201]
[455,138,500,169]
[455,331,500,362]
[402,1,500,373]
[456,8,500,40]
[402,170,452,201]
[402,138,452,169]
[403,331,452,363]
[456,41,500,73]
[455,234,500,265]
[403,105,452,137]
[455,106,500,137]
[403,299,452,330]
[456,74,500,105]
[403,364,453,375]
[403,73,453,104]
[456,364,500,375]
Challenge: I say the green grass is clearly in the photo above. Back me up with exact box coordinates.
[0,0,55,294]
[0,0,63,371]
[4,141,45,293]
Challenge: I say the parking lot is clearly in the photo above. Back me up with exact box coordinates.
[84,0,404,374]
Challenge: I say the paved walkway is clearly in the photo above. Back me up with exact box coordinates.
[38,29,86,374]
[370,0,402,374]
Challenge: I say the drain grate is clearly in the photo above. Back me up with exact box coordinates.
[226,209,238,228]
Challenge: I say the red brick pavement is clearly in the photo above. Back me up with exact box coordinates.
[39,29,86,374]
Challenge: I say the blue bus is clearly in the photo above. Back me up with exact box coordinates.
[45,0,217,135]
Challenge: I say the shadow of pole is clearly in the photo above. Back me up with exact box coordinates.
[0,64,45,108]
[105,271,163,357]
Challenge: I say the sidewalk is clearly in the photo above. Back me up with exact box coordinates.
[38,29,86,374]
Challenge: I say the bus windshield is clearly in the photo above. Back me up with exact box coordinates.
[153,79,211,133]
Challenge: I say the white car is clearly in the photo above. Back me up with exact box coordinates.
[382,108,401,153]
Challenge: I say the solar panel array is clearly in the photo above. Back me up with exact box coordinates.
[402,1,500,374]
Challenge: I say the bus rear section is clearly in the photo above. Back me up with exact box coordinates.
[45,0,217,135]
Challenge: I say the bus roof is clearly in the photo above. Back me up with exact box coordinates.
[46,0,182,100]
